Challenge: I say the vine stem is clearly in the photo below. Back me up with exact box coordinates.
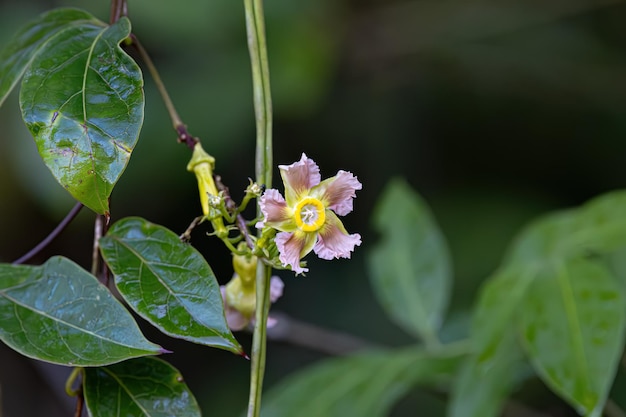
[129,35,198,149]
[12,202,84,265]
[244,0,273,415]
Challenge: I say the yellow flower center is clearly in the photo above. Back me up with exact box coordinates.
[294,197,326,232]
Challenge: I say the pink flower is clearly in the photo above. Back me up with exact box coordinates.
[257,153,362,274]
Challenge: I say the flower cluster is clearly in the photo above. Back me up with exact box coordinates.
[257,153,362,274]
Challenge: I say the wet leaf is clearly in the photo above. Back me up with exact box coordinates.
[83,356,201,417]
[100,217,242,354]
[7,8,144,214]
[0,256,161,366]
[0,8,99,106]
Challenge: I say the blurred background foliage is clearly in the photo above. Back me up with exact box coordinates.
[1,0,626,415]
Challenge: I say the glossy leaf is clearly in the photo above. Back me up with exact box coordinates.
[520,258,626,416]
[368,178,452,344]
[16,9,143,215]
[261,345,466,417]
[0,8,100,106]
[99,217,242,354]
[0,256,161,366]
[83,356,201,417]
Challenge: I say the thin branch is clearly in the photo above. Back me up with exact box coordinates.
[12,202,84,265]
[73,391,84,417]
[109,0,127,24]
[266,312,383,355]
[128,35,198,150]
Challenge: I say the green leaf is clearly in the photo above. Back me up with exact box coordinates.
[260,345,466,417]
[0,8,99,106]
[448,267,529,417]
[15,9,143,215]
[507,190,626,266]
[99,217,242,354]
[0,256,161,366]
[83,356,201,417]
[368,178,452,344]
[520,258,626,416]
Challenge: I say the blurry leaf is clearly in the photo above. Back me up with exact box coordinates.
[260,345,466,417]
[83,356,201,417]
[100,217,242,354]
[447,267,529,417]
[0,8,98,107]
[520,258,626,416]
[368,178,452,344]
[15,9,143,215]
[507,190,626,266]
[448,330,523,417]
[0,256,161,366]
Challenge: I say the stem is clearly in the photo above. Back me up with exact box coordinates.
[12,202,84,265]
[109,0,127,24]
[129,35,198,149]
[244,0,273,415]
[245,0,273,188]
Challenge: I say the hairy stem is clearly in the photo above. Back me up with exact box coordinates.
[12,202,84,265]
[245,0,273,415]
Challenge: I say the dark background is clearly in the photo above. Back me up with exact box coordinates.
[1,0,626,415]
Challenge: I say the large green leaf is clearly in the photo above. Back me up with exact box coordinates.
[448,330,523,417]
[99,217,242,354]
[507,191,626,266]
[368,178,452,345]
[520,258,626,416]
[83,356,201,417]
[9,8,144,215]
[0,8,100,106]
[260,345,466,417]
[448,268,528,417]
[0,256,161,366]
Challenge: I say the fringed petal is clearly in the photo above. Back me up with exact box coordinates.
[275,231,316,274]
[256,189,296,231]
[314,170,362,216]
[314,211,362,260]
[279,153,321,206]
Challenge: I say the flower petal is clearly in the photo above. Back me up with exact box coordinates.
[269,276,285,303]
[275,231,316,274]
[314,170,362,216]
[256,189,296,231]
[279,153,321,206]
[314,211,362,260]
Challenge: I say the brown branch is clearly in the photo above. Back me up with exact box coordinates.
[12,202,84,265]
[73,390,84,417]
[109,0,127,24]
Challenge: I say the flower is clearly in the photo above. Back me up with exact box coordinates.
[220,251,284,331]
[256,153,362,274]
[186,143,219,217]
